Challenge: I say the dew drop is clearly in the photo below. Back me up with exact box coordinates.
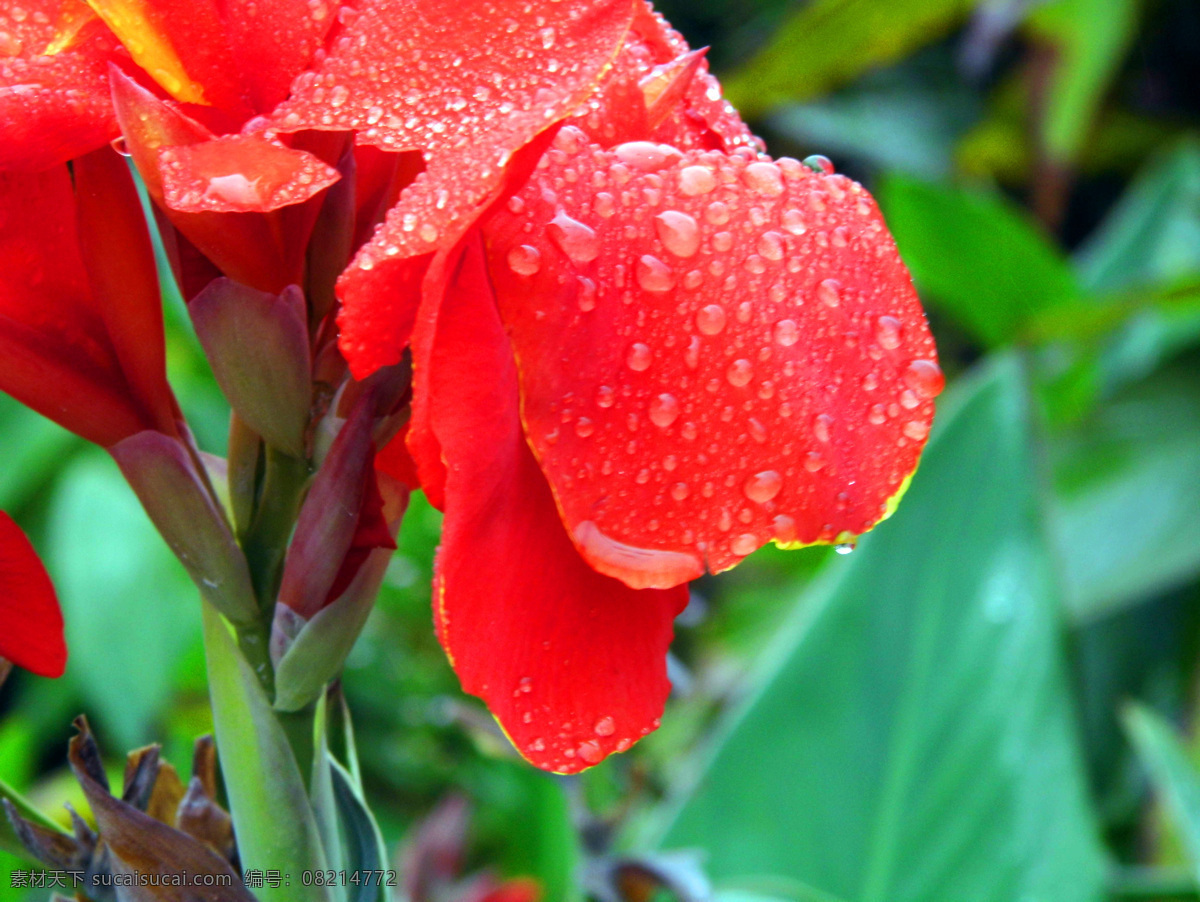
[732,533,759,556]
[727,359,753,387]
[636,255,675,293]
[578,740,604,765]
[743,470,783,504]
[696,304,727,335]
[773,319,799,346]
[903,419,930,441]
[835,542,856,555]
[507,244,541,276]
[705,201,731,225]
[575,417,595,438]
[748,417,768,443]
[804,452,826,472]
[772,514,797,544]
[903,359,945,399]
[684,335,701,369]
[594,716,615,737]
[743,161,784,196]
[655,210,701,257]
[813,413,833,443]
[875,315,902,350]
[577,276,597,311]
[627,342,652,371]
[671,482,690,501]
[548,210,600,263]
[758,231,785,261]
[649,393,680,428]
[803,154,834,175]
[679,165,717,195]
[817,278,841,307]
[681,421,698,441]
[613,141,683,172]
[781,208,807,235]
[596,385,615,408]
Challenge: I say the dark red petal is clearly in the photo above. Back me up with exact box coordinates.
[375,422,421,490]
[74,145,179,436]
[268,0,637,376]
[0,512,65,678]
[427,235,687,773]
[0,14,123,171]
[0,165,148,445]
[481,136,940,587]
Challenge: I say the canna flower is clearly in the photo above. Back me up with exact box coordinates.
[259,0,942,770]
[0,511,65,678]
[1,0,941,771]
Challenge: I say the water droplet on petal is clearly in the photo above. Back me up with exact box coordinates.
[903,419,930,441]
[875,315,902,350]
[578,740,604,765]
[817,278,841,307]
[627,343,652,371]
[548,210,599,263]
[903,359,945,399]
[613,141,683,172]
[649,393,680,428]
[773,319,799,346]
[636,254,675,292]
[594,716,615,736]
[696,304,727,335]
[758,231,785,261]
[596,385,615,407]
[781,208,807,235]
[835,541,856,555]
[732,533,758,556]
[772,515,797,544]
[575,417,595,437]
[743,470,783,504]
[743,161,784,196]
[679,165,717,195]
[654,210,700,257]
[813,413,833,443]
[803,154,834,175]
[671,482,690,501]
[727,359,753,387]
[508,244,541,276]
[577,276,597,311]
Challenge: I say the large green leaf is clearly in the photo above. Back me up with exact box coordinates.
[879,175,1081,347]
[203,602,333,902]
[722,0,979,118]
[651,357,1106,901]
[1123,704,1200,884]
[1046,363,1200,621]
[46,452,199,750]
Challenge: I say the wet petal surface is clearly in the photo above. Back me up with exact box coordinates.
[425,236,686,772]
[269,0,638,376]
[482,134,941,585]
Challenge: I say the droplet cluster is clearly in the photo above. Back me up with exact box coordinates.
[483,133,941,578]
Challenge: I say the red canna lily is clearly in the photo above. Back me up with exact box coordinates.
[1,0,941,772]
[259,0,941,771]
[0,511,66,678]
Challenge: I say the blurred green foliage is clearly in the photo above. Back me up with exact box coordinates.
[5,0,1200,899]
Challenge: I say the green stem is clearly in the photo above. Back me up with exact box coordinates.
[242,447,311,617]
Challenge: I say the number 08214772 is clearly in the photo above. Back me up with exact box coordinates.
[301,870,399,888]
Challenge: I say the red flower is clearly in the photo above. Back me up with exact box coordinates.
[0,511,66,678]
[262,1,942,770]
[1,0,942,771]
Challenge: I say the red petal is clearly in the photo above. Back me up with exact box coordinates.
[375,422,421,490]
[221,0,336,113]
[267,0,638,376]
[0,512,65,677]
[0,14,124,171]
[0,165,149,445]
[480,136,940,587]
[157,133,340,213]
[426,235,687,773]
[74,145,178,436]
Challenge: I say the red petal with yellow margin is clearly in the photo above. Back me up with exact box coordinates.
[0,165,151,445]
[427,235,687,773]
[0,512,65,678]
[481,133,941,588]
[264,0,638,376]
[0,8,124,171]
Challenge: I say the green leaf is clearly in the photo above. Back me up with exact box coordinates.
[202,601,333,902]
[651,357,1106,901]
[329,760,389,902]
[46,451,199,750]
[1026,0,1140,164]
[0,776,66,861]
[723,0,980,118]
[879,175,1081,347]
[1123,704,1200,885]
[1046,364,1200,621]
